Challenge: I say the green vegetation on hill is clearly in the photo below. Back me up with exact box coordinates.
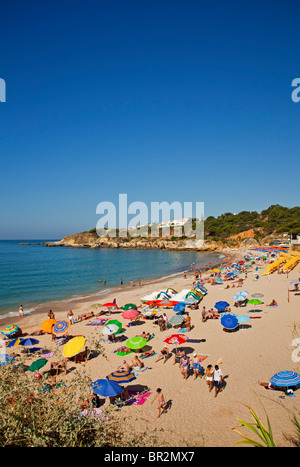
[204,204,300,241]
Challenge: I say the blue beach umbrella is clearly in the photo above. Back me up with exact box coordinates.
[220,314,239,330]
[214,301,230,311]
[19,338,39,347]
[270,371,300,388]
[232,292,248,301]
[90,378,123,397]
[173,303,186,312]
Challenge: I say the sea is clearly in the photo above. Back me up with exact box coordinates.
[0,240,225,319]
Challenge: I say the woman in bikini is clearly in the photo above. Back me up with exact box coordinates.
[151,388,166,418]
[205,364,214,392]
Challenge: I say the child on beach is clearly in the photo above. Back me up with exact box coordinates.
[151,388,166,418]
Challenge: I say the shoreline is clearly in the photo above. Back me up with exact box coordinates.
[0,248,238,331]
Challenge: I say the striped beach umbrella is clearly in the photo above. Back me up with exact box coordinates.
[52,320,70,337]
[169,314,185,325]
[126,336,147,350]
[6,338,21,347]
[106,370,136,383]
[270,371,300,388]
[251,293,264,298]
[1,325,19,336]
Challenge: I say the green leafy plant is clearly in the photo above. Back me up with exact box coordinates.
[232,401,277,447]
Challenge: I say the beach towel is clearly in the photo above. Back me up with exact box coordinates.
[141,352,157,359]
[133,366,148,377]
[85,321,103,326]
[116,350,133,356]
[187,339,206,343]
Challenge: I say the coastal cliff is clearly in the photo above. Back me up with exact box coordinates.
[42,232,226,252]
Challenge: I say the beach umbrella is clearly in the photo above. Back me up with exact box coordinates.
[247,299,263,306]
[214,301,230,311]
[102,324,119,335]
[216,278,223,284]
[159,300,179,307]
[106,319,122,334]
[145,300,163,305]
[122,309,140,320]
[173,303,186,312]
[169,314,185,325]
[6,338,21,347]
[126,336,147,350]
[28,358,48,373]
[106,370,136,383]
[90,378,123,397]
[270,371,300,388]
[102,302,118,309]
[122,303,137,310]
[232,292,248,301]
[289,281,300,286]
[19,338,39,347]
[52,320,70,337]
[62,336,86,358]
[251,293,264,298]
[220,314,239,330]
[141,308,159,317]
[236,315,251,324]
[41,318,57,334]
[164,334,188,345]
[1,325,19,336]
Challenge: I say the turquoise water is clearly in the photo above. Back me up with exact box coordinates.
[0,240,223,318]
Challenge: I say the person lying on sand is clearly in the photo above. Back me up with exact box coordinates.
[140,350,155,359]
[118,360,131,372]
[266,299,277,306]
[130,355,144,370]
[155,345,170,363]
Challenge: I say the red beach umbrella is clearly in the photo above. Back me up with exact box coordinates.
[122,309,140,320]
[102,302,118,308]
[164,334,188,345]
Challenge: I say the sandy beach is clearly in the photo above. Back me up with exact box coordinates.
[1,247,300,447]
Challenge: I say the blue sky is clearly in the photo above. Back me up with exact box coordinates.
[0,0,299,239]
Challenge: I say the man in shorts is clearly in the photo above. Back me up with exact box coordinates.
[213,364,223,397]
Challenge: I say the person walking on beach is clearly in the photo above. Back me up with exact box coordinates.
[205,364,214,392]
[151,388,166,418]
[19,305,24,319]
[180,353,190,380]
[191,353,202,379]
[67,310,74,325]
[213,364,223,397]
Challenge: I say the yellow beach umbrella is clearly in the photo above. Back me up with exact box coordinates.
[41,319,57,334]
[62,336,86,358]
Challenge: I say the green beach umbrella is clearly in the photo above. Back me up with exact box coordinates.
[106,319,122,334]
[28,358,48,373]
[126,336,147,350]
[247,299,263,305]
[122,303,138,310]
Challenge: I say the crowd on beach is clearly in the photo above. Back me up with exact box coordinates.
[2,247,300,426]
